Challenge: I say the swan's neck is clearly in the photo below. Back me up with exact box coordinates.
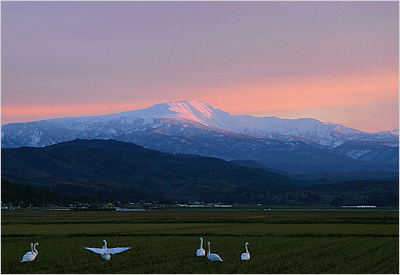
[103,240,107,249]
[245,243,249,253]
[30,243,34,253]
[200,238,203,248]
[33,243,38,254]
[207,243,211,254]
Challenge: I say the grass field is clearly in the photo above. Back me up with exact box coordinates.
[1,206,398,273]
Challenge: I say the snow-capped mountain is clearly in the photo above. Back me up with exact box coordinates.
[1,100,398,177]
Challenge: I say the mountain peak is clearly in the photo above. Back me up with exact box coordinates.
[106,100,220,126]
[164,100,217,124]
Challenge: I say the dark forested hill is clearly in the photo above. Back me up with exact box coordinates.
[1,139,294,203]
[2,139,398,206]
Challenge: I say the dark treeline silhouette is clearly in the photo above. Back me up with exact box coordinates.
[2,139,398,207]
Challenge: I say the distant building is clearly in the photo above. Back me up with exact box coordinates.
[115,207,145,212]
[88,202,115,209]
[342,205,376,208]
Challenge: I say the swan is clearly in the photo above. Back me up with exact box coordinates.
[207,242,223,261]
[21,242,39,262]
[84,239,130,260]
[196,237,205,256]
[241,242,250,261]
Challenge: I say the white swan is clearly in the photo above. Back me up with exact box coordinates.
[84,239,130,260]
[241,242,250,261]
[196,237,205,256]
[207,242,223,261]
[21,242,39,262]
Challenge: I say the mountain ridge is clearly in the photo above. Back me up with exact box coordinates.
[1,139,295,203]
[1,100,398,179]
[2,100,398,147]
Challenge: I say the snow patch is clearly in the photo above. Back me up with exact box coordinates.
[29,130,43,147]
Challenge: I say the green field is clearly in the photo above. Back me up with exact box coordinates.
[1,207,398,273]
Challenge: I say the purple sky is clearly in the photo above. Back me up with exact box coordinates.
[1,1,399,132]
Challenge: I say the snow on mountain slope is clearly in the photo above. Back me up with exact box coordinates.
[1,100,398,150]
[105,100,397,148]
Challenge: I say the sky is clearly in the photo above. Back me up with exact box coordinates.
[1,1,399,133]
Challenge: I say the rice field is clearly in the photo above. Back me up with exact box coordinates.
[1,207,398,273]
